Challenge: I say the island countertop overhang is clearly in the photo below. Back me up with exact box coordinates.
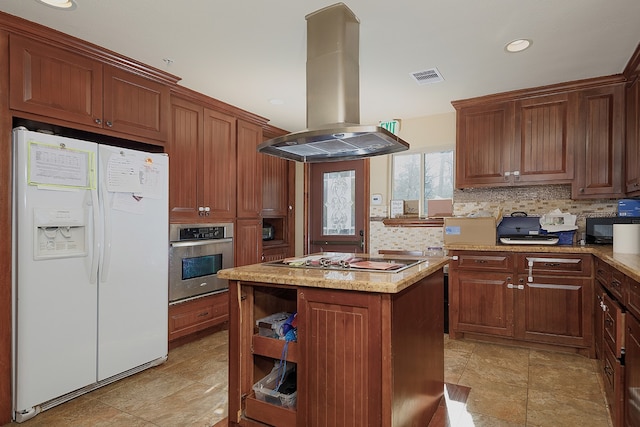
[218,254,449,294]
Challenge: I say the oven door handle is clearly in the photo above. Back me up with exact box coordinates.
[170,238,233,248]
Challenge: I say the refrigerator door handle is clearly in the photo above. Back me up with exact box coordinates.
[100,180,112,283]
[90,187,100,284]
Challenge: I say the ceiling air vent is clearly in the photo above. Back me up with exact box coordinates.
[410,67,444,85]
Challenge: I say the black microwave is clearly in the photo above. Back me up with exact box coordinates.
[586,217,640,244]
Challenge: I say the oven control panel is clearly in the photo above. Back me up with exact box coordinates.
[179,226,226,241]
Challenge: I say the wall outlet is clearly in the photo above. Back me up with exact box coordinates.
[371,194,382,205]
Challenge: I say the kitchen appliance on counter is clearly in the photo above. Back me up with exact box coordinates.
[169,223,233,303]
[586,216,640,244]
[497,215,559,245]
[12,128,169,422]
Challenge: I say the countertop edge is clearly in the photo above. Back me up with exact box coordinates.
[218,257,449,294]
[445,243,640,282]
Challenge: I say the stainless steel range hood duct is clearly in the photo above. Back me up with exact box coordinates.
[257,2,410,163]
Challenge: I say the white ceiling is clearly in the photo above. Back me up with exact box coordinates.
[1,0,640,133]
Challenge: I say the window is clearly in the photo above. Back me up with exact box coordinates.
[391,150,454,217]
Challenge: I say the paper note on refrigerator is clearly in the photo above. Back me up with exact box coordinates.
[106,155,143,193]
[27,141,94,189]
[106,153,165,199]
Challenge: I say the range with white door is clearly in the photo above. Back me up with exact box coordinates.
[11,127,169,422]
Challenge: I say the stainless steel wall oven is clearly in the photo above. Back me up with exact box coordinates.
[169,223,233,303]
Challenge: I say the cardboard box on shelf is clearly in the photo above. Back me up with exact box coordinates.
[444,217,497,245]
[427,199,453,217]
[619,199,640,217]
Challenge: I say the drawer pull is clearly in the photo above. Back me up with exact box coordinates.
[605,318,614,327]
[612,280,621,288]
[475,259,488,264]
[543,262,561,267]
[197,311,210,317]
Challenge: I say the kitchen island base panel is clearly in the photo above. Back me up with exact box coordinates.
[227,267,445,427]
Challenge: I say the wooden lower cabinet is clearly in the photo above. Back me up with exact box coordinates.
[168,292,229,342]
[625,314,640,427]
[603,343,625,427]
[235,218,263,267]
[449,251,593,353]
[449,270,514,338]
[228,272,444,427]
[595,283,606,361]
[515,275,592,348]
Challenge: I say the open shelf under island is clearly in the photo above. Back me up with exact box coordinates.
[218,253,448,427]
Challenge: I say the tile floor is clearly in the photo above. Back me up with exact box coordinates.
[3,330,612,427]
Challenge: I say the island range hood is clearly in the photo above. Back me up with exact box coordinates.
[257,2,410,163]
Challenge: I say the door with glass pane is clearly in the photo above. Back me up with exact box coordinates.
[307,160,369,254]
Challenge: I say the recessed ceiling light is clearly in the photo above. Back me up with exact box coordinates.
[505,39,532,53]
[35,0,77,10]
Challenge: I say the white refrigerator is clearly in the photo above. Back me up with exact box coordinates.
[12,127,169,422]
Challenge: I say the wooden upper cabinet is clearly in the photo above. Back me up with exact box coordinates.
[9,33,103,127]
[9,34,170,144]
[626,78,640,195]
[452,78,631,191]
[455,101,514,187]
[262,153,292,217]
[236,119,263,219]
[168,95,236,222]
[454,94,574,188]
[514,93,573,184]
[573,84,625,198]
[168,96,202,221]
[202,107,236,220]
[102,66,169,142]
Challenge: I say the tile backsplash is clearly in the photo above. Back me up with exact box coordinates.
[369,184,618,255]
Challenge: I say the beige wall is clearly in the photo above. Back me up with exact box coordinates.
[370,112,457,208]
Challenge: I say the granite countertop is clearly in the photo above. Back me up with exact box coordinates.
[217,253,449,294]
[445,243,640,282]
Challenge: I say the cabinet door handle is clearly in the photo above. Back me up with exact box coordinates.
[94,118,102,125]
[105,120,113,127]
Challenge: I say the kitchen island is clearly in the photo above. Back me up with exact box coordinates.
[218,253,448,427]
